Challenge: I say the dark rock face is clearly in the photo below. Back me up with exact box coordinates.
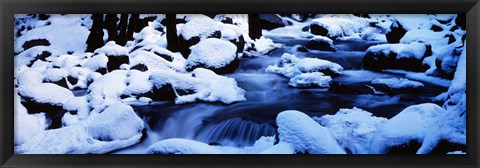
[38,14,50,21]
[179,30,221,58]
[106,55,129,72]
[429,140,466,154]
[305,39,336,52]
[26,51,52,67]
[19,95,64,129]
[455,14,466,30]
[310,24,329,37]
[22,39,51,51]
[186,57,240,74]
[259,14,286,30]
[149,84,176,101]
[131,64,149,72]
[229,35,246,54]
[386,21,407,43]
[387,140,422,154]
[430,25,443,32]
[363,50,397,72]
[394,44,432,72]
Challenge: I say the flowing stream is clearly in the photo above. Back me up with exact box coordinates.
[113,37,447,154]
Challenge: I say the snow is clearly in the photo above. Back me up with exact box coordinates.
[14,46,61,68]
[288,72,332,88]
[266,53,343,78]
[371,78,424,89]
[16,68,43,86]
[132,26,168,49]
[366,43,406,56]
[310,14,371,39]
[186,38,237,69]
[384,69,452,87]
[86,103,144,141]
[94,41,129,56]
[146,138,223,154]
[18,83,74,106]
[125,70,153,96]
[16,103,144,154]
[315,107,387,154]
[397,42,428,59]
[370,103,464,154]
[51,54,82,68]
[244,37,282,57]
[14,94,49,145]
[62,96,90,121]
[129,49,185,72]
[149,68,246,104]
[87,70,128,109]
[82,54,108,71]
[14,24,89,54]
[276,110,346,154]
[179,16,221,40]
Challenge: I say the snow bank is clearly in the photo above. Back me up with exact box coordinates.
[315,107,387,154]
[146,138,223,154]
[16,103,144,154]
[371,78,424,89]
[276,110,345,154]
[288,72,332,88]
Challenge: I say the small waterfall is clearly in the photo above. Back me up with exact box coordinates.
[194,117,276,147]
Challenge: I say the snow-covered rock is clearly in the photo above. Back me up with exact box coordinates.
[243,36,281,57]
[185,38,239,74]
[94,41,130,72]
[370,78,424,94]
[129,45,186,72]
[14,93,49,146]
[16,103,144,154]
[87,70,128,109]
[146,138,223,154]
[15,68,43,87]
[310,14,371,39]
[18,83,74,109]
[276,110,346,154]
[288,72,332,88]
[363,42,431,72]
[149,68,246,104]
[43,67,91,89]
[266,53,343,78]
[82,54,108,74]
[304,36,336,52]
[370,103,466,154]
[315,107,387,154]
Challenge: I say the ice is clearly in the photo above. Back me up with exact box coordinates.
[276,110,346,154]
[146,138,223,154]
[315,107,387,154]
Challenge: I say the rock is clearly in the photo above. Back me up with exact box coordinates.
[363,43,431,72]
[179,31,221,58]
[185,38,239,74]
[93,42,130,73]
[363,48,397,71]
[130,63,148,72]
[305,36,336,52]
[259,14,286,30]
[429,139,466,154]
[430,25,443,32]
[310,24,329,37]
[385,21,407,43]
[22,39,51,51]
[387,140,422,154]
[455,14,466,30]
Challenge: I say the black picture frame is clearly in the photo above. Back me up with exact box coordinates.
[1,0,479,167]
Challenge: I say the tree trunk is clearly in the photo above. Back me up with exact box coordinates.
[127,14,140,41]
[105,14,119,43]
[117,14,129,46]
[248,14,262,40]
[86,14,105,52]
[166,14,180,52]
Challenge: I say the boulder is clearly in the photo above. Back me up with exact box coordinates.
[385,21,407,43]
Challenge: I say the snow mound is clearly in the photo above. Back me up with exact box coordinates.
[288,72,332,88]
[276,110,346,154]
[94,41,129,56]
[86,103,144,141]
[315,107,387,154]
[186,38,237,69]
[149,68,246,104]
[370,103,465,154]
[14,94,49,145]
[266,53,343,78]
[244,37,281,57]
[129,45,186,71]
[371,78,424,89]
[310,14,370,39]
[16,68,43,86]
[18,83,74,106]
[87,70,128,109]
[16,103,144,154]
[179,16,221,40]
[146,138,223,154]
